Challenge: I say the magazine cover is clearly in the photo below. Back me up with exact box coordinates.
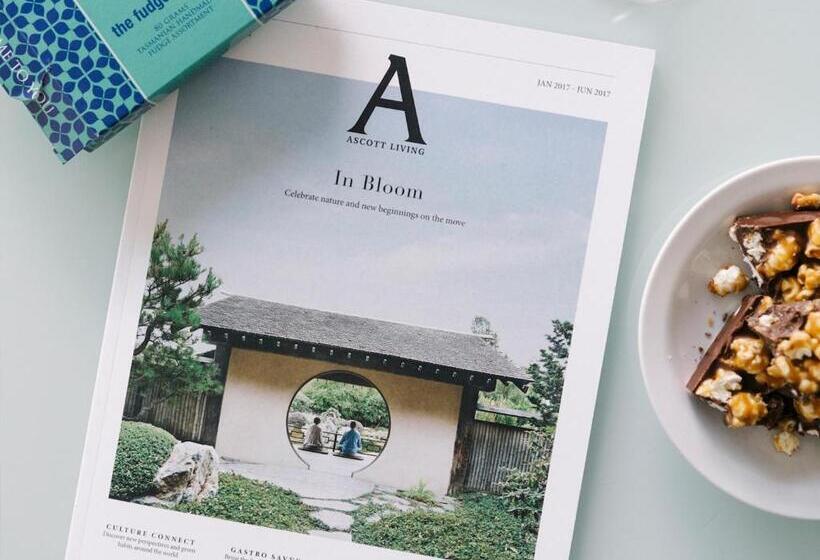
[65,1,654,559]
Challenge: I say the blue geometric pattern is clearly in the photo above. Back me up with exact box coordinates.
[0,0,292,162]
[0,0,146,162]
[243,0,295,23]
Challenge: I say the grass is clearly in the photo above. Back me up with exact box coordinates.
[352,494,536,560]
[175,474,321,533]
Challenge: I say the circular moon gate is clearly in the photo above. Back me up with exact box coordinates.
[286,371,391,476]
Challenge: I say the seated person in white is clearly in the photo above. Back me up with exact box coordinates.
[302,417,324,452]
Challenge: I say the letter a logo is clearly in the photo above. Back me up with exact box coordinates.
[349,55,426,145]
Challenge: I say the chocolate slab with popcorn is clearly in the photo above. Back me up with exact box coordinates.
[729,211,820,291]
[691,192,820,456]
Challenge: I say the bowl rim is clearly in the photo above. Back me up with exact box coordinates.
[638,154,820,519]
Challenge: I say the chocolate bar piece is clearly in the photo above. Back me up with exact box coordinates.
[746,299,819,344]
[733,211,820,229]
[689,203,820,455]
[730,211,820,287]
[689,293,820,453]
[687,295,762,393]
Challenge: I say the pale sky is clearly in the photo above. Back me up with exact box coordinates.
[158,58,607,367]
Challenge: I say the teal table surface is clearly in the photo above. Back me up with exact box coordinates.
[3,1,820,558]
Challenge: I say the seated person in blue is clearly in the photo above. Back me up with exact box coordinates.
[339,421,362,457]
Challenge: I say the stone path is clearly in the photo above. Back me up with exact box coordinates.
[222,460,460,542]
[311,509,353,531]
[302,498,358,512]
[221,460,374,500]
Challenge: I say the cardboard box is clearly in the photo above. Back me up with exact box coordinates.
[0,0,294,162]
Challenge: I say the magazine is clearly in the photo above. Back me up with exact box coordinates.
[65,2,654,559]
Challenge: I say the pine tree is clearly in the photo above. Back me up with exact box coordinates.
[499,320,573,527]
[471,315,499,348]
[527,320,573,427]
[130,221,223,419]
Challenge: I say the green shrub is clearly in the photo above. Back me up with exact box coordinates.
[300,379,390,428]
[353,494,536,560]
[176,474,320,533]
[290,392,314,413]
[110,422,177,500]
[398,481,437,506]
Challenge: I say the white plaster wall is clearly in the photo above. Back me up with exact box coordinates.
[216,349,463,495]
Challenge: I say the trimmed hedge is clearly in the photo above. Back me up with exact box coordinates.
[110,422,177,500]
[175,474,320,533]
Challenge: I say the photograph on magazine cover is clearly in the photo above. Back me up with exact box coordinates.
[106,54,605,560]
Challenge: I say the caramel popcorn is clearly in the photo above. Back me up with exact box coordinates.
[795,396,820,424]
[763,355,820,395]
[722,336,769,374]
[773,420,801,456]
[798,263,820,291]
[759,355,794,389]
[806,218,820,258]
[799,360,820,394]
[779,276,814,302]
[695,368,742,404]
[725,392,767,428]
[708,265,749,297]
[776,330,815,360]
[759,229,802,279]
[791,192,820,211]
[756,296,774,314]
[805,312,820,338]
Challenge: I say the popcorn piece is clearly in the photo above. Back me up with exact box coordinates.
[760,229,802,279]
[779,276,813,303]
[792,192,820,211]
[773,420,801,456]
[805,312,820,338]
[795,396,820,423]
[756,296,774,314]
[725,392,767,428]
[730,228,766,262]
[799,360,820,394]
[722,336,769,374]
[708,265,749,297]
[776,330,814,360]
[806,218,820,258]
[760,355,795,389]
[798,263,820,290]
[695,368,742,404]
[763,355,820,395]
[756,313,775,329]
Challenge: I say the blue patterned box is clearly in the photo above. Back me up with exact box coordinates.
[0,0,294,162]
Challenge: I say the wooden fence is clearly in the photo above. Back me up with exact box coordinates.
[463,420,542,494]
[123,385,221,445]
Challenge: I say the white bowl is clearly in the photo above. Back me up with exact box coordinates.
[639,156,820,519]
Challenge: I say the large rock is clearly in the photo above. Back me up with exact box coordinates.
[288,411,308,428]
[153,442,220,504]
